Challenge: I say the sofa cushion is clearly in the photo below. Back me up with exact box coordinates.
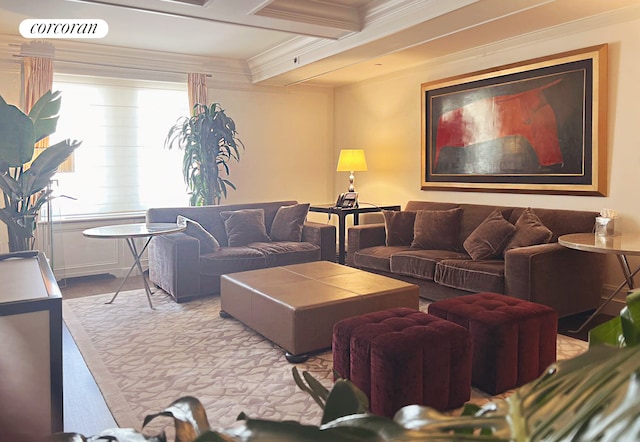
[435,259,505,294]
[411,208,462,251]
[220,209,271,247]
[383,210,416,246]
[269,203,310,242]
[200,247,266,276]
[354,246,412,272]
[390,249,469,281]
[177,215,220,254]
[249,241,320,266]
[503,208,553,253]
[463,208,516,260]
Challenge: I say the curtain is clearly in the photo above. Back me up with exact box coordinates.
[23,56,53,154]
[23,56,74,172]
[187,72,208,114]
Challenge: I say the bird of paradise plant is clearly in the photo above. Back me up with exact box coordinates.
[0,90,81,251]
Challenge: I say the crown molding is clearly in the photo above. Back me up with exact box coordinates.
[341,3,640,91]
[248,0,479,84]
[251,0,361,33]
[1,34,252,85]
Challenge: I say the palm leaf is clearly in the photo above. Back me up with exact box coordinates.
[28,90,62,143]
[0,97,35,166]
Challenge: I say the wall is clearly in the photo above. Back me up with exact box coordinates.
[333,11,640,310]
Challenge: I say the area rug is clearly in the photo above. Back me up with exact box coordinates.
[63,290,588,435]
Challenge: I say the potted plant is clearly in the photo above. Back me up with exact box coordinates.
[165,103,244,206]
[0,90,81,252]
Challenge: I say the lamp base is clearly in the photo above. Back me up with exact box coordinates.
[348,172,355,192]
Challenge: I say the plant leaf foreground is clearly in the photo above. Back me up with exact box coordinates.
[51,343,640,442]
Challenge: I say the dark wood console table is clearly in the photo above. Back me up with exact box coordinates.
[309,204,400,264]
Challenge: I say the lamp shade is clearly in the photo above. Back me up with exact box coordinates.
[336,149,368,172]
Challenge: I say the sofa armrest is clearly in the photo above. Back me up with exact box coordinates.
[302,222,336,262]
[504,242,605,317]
[346,223,387,266]
[148,232,201,301]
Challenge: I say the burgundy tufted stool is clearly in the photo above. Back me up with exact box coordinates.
[332,307,472,417]
[428,292,557,395]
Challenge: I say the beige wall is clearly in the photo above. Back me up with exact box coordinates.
[207,85,335,207]
[333,15,640,302]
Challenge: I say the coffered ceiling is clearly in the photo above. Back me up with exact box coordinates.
[0,0,639,87]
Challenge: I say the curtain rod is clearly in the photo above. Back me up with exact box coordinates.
[11,53,212,77]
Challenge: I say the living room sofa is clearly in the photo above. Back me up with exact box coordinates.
[347,201,604,318]
[146,200,336,303]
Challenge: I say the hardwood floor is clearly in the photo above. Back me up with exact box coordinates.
[61,273,145,435]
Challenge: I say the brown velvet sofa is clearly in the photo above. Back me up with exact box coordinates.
[146,200,336,303]
[347,201,605,318]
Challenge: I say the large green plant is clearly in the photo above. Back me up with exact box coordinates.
[0,91,81,252]
[589,288,640,347]
[165,103,244,206]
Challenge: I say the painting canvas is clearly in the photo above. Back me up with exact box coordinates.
[421,45,607,195]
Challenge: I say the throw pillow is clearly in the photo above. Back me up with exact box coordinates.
[383,210,416,246]
[177,215,220,254]
[463,208,516,260]
[503,208,553,253]
[220,209,271,247]
[411,208,462,251]
[269,203,310,242]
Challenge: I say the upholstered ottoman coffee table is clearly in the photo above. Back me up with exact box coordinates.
[220,261,419,362]
[429,292,557,395]
[333,307,472,417]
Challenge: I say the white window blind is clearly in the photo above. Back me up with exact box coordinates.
[49,74,190,217]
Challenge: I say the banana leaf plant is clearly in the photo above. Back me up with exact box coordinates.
[0,90,81,252]
[588,288,640,347]
[52,341,640,442]
[165,103,243,206]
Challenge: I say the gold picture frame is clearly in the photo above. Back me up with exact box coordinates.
[421,44,608,196]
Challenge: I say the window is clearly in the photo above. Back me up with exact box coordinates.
[49,74,189,217]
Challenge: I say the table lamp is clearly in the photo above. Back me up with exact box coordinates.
[336,149,367,192]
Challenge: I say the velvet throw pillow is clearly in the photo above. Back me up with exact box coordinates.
[269,203,310,242]
[411,208,462,251]
[177,215,220,254]
[220,209,271,247]
[503,208,553,253]
[383,210,416,246]
[463,208,516,260]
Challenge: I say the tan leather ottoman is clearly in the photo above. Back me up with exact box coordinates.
[220,261,419,362]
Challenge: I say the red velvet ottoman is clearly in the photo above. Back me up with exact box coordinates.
[428,292,557,395]
[332,307,472,417]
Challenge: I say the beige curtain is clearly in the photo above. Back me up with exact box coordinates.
[23,56,73,172]
[187,72,208,115]
[23,56,53,156]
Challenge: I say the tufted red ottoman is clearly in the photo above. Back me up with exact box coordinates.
[332,307,472,417]
[428,292,557,395]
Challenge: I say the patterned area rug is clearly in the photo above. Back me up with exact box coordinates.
[63,290,588,435]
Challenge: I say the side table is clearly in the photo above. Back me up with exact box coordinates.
[559,232,640,332]
[83,222,185,309]
[309,204,400,264]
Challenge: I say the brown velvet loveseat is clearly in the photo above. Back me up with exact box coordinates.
[347,201,604,318]
[146,200,336,303]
